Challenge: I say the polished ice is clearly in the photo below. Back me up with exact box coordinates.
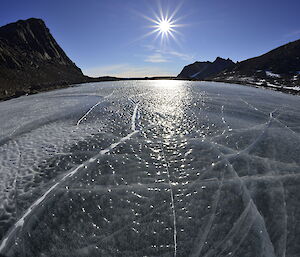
[0,81,299,257]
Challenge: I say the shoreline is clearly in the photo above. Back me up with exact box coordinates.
[1,77,299,103]
[204,79,300,96]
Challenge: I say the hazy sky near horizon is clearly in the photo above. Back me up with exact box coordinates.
[1,0,300,77]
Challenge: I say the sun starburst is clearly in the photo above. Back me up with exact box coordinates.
[149,14,180,43]
[139,3,185,45]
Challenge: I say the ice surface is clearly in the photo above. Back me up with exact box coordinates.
[0,81,300,257]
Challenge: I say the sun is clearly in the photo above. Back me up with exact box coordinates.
[150,15,177,42]
[139,4,185,44]
[159,20,171,33]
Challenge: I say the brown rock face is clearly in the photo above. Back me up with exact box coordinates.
[0,18,88,99]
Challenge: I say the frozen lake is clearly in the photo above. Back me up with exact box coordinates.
[0,80,300,257]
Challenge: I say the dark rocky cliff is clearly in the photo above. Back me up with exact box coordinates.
[211,39,300,91]
[177,57,235,80]
[0,18,88,100]
[225,39,300,75]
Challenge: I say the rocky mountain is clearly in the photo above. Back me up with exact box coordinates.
[211,39,300,93]
[0,18,89,100]
[177,57,235,80]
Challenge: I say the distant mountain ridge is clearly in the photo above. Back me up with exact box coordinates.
[177,57,235,80]
[178,39,300,93]
[211,39,300,92]
[0,18,89,99]
[0,18,177,101]
[1,18,299,99]
[225,39,300,75]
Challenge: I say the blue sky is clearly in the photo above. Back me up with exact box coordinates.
[1,0,300,77]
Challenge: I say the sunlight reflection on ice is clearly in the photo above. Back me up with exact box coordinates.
[0,81,300,257]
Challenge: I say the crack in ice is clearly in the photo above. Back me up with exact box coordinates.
[160,141,178,257]
[76,90,114,126]
[0,100,140,253]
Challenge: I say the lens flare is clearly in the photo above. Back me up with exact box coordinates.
[139,3,186,44]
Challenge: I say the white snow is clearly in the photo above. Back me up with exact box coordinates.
[190,71,202,78]
[283,86,300,91]
[266,71,281,78]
